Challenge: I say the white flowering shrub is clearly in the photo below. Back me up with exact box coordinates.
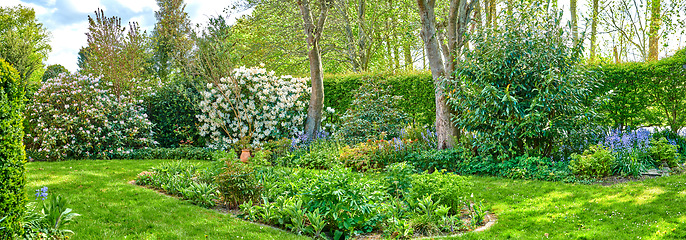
[196,67,309,148]
[25,73,155,161]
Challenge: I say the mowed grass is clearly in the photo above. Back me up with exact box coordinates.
[456,175,686,240]
[25,160,307,240]
[26,160,686,239]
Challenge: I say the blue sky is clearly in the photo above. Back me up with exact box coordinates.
[0,0,239,71]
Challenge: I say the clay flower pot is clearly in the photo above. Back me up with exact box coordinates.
[240,149,251,163]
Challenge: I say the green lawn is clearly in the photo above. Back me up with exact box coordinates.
[25,160,307,240]
[26,160,686,239]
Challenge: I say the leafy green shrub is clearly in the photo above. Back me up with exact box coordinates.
[410,170,472,215]
[291,139,342,169]
[497,156,573,181]
[25,73,154,161]
[612,151,646,177]
[215,159,261,208]
[0,58,26,237]
[336,80,409,143]
[22,192,80,239]
[301,166,388,236]
[179,181,218,208]
[384,162,415,199]
[146,77,204,148]
[570,144,615,178]
[135,160,222,208]
[340,138,426,171]
[650,137,679,168]
[652,129,686,158]
[404,147,475,173]
[449,9,600,159]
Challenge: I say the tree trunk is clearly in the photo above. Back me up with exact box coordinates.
[404,42,413,70]
[589,0,598,62]
[570,0,578,43]
[417,0,475,149]
[299,0,329,139]
[648,0,661,61]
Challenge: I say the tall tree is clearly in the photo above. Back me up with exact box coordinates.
[570,0,578,42]
[0,5,51,86]
[417,0,478,149]
[648,0,661,61]
[83,9,152,97]
[153,0,193,80]
[589,0,599,62]
[298,0,333,138]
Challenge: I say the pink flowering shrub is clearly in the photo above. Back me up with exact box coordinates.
[25,73,155,161]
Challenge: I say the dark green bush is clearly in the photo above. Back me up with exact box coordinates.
[41,64,69,83]
[146,78,204,148]
[569,144,615,178]
[216,159,261,208]
[449,10,600,159]
[336,80,409,143]
[0,58,26,237]
[404,147,576,182]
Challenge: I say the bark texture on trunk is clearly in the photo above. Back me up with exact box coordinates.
[648,0,661,62]
[570,0,578,42]
[299,0,329,139]
[417,0,476,149]
[590,0,598,62]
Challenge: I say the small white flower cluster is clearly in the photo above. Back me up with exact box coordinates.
[196,67,309,148]
[25,73,155,161]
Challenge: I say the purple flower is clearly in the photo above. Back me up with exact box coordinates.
[35,186,48,201]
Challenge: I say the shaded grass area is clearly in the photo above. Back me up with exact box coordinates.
[25,160,307,240]
[26,160,686,239]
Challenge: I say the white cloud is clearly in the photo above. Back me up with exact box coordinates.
[65,0,105,13]
[185,0,230,26]
[45,20,89,71]
[117,0,157,13]
[0,0,22,8]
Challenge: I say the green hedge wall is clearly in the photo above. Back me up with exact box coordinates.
[0,59,26,237]
[324,71,435,126]
[597,48,686,131]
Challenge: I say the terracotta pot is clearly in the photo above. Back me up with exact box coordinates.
[240,149,251,163]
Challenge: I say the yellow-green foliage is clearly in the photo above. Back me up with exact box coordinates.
[0,58,26,237]
[569,144,615,178]
[650,137,679,168]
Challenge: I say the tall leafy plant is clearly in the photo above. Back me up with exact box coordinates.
[449,7,601,159]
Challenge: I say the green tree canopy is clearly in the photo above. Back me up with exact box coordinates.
[0,5,51,86]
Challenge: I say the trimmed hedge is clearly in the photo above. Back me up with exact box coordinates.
[324,71,435,125]
[0,59,26,237]
[597,48,686,131]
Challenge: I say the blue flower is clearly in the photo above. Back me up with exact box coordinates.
[35,186,48,201]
